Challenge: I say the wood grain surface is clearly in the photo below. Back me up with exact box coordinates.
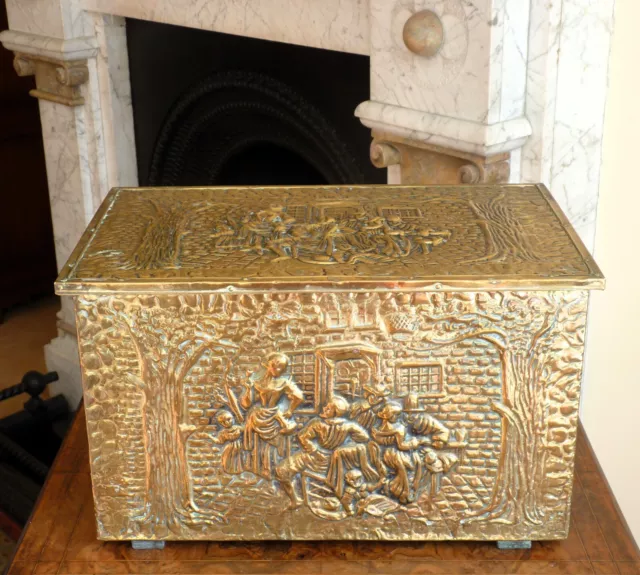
[7,406,639,575]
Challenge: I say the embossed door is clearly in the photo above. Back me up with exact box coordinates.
[315,343,382,409]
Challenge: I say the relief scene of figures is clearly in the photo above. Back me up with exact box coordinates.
[212,352,459,520]
[76,289,587,541]
[67,186,596,283]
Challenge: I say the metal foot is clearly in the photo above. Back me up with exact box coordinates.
[131,540,165,550]
[496,540,532,550]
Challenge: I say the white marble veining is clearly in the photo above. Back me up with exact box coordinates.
[5,0,68,38]
[5,0,370,55]
[521,0,615,252]
[0,29,97,59]
[92,14,138,190]
[520,0,562,187]
[78,0,370,55]
[35,97,105,405]
[370,0,474,119]
[494,0,530,123]
[548,0,615,251]
[39,102,95,270]
[356,100,532,156]
[369,0,531,126]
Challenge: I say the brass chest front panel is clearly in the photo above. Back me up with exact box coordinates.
[76,289,587,542]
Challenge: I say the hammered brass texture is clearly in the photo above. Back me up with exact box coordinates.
[59,184,601,542]
[76,289,588,542]
[56,185,603,294]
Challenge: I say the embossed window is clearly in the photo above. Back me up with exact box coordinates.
[285,205,309,222]
[396,363,443,396]
[320,205,362,221]
[354,305,375,328]
[289,352,316,412]
[380,207,422,219]
[321,294,349,328]
[352,295,376,328]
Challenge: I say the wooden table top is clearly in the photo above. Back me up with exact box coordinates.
[7,407,640,575]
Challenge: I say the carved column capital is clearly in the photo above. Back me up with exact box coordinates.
[13,53,88,106]
[370,141,401,168]
[0,30,97,107]
[371,133,510,185]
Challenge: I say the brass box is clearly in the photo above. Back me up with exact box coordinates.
[56,184,604,543]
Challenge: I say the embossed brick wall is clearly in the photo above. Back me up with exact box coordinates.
[82,328,148,529]
[397,340,503,480]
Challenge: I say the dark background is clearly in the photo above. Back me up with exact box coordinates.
[126,18,384,186]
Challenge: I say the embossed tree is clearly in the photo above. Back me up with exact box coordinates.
[466,192,544,263]
[92,294,242,536]
[412,291,587,529]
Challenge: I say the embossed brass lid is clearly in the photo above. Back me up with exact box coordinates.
[55,184,604,294]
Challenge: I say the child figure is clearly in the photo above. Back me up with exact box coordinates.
[341,469,398,518]
[341,469,371,515]
[209,410,246,475]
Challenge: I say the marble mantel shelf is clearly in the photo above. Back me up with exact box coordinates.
[6,0,372,56]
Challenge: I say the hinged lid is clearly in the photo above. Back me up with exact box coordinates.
[55,184,604,294]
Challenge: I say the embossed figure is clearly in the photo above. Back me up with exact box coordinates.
[349,380,390,430]
[370,402,432,504]
[414,228,452,254]
[201,203,452,266]
[275,395,376,508]
[240,353,304,479]
[335,209,372,255]
[379,215,413,257]
[403,394,449,449]
[208,411,246,475]
[209,219,236,250]
[266,211,297,260]
[341,469,398,518]
[403,394,459,477]
[237,213,268,254]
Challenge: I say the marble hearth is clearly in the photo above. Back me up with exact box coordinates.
[0,0,614,406]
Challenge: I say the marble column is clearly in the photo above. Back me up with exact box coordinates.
[0,14,137,407]
[521,0,615,250]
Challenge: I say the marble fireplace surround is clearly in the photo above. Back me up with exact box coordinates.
[0,0,614,406]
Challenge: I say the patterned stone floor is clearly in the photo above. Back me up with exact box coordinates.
[433,474,494,521]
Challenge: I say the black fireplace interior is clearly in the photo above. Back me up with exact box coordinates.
[126,19,385,187]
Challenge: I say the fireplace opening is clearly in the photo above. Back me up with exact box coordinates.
[127,19,384,187]
[215,143,326,186]
[146,71,364,186]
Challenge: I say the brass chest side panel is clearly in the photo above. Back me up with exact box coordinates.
[76,289,587,541]
[57,185,603,293]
